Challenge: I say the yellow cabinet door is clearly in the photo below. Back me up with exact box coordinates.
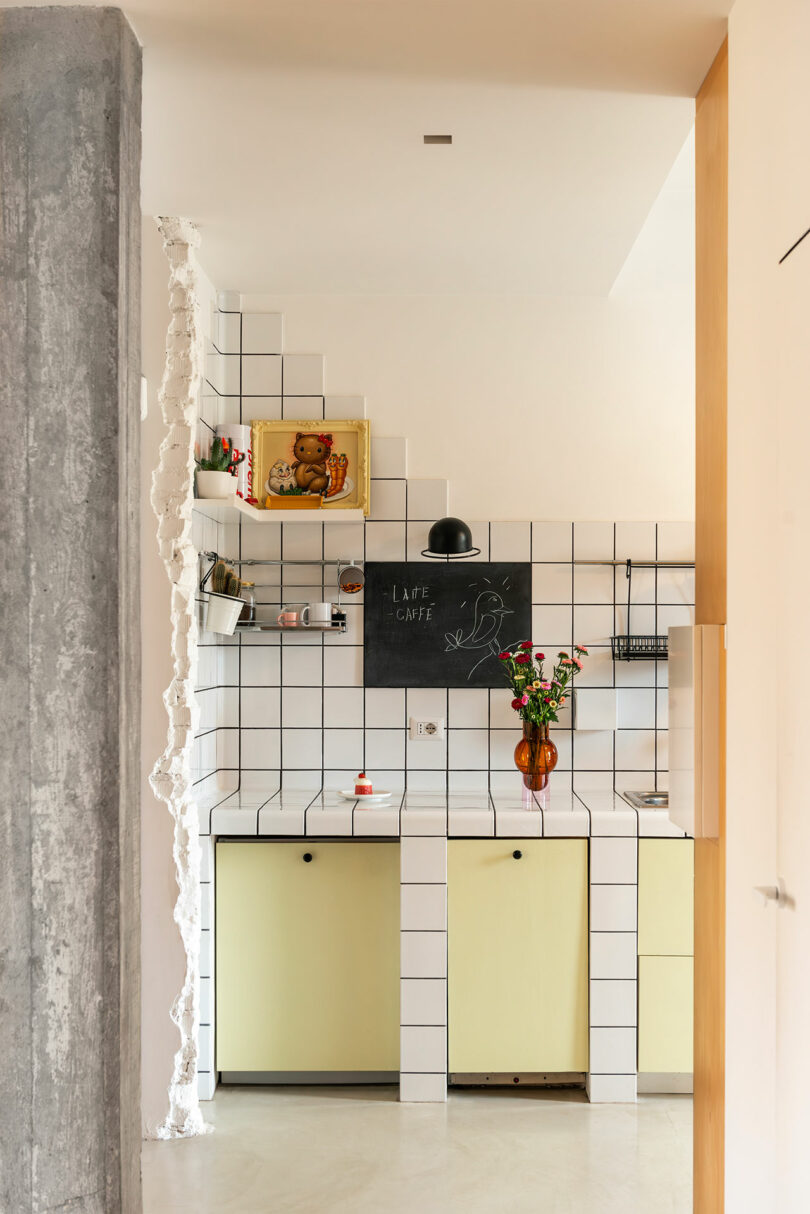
[448,839,588,1073]
[638,956,694,1072]
[216,841,400,1073]
[638,839,694,957]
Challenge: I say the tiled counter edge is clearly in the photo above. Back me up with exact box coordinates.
[197,788,689,1104]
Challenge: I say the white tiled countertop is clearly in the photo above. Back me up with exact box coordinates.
[198,787,688,839]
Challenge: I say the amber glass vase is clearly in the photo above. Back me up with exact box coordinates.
[514,721,558,791]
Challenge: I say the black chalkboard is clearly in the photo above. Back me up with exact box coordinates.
[364,562,532,688]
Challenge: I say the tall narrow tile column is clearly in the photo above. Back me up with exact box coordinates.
[400,826,449,1102]
[0,8,142,1211]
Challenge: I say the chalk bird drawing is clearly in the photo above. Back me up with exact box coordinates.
[445,588,513,680]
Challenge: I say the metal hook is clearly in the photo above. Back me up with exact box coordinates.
[199,551,217,592]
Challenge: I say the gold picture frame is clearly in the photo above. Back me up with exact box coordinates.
[250,418,370,514]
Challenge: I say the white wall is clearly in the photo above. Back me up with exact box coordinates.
[239,290,695,523]
[140,218,217,1135]
[727,0,810,1208]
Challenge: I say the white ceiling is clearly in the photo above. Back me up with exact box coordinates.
[8,1,732,293]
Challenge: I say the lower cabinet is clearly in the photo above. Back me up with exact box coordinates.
[637,839,695,1079]
[216,841,400,1075]
[638,955,694,1073]
[447,839,589,1074]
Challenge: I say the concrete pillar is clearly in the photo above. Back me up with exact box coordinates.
[0,8,142,1212]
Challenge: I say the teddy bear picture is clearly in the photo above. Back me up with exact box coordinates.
[251,418,371,514]
[291,432,332,494]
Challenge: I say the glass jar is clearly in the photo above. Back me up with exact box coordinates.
[238,581,255,624]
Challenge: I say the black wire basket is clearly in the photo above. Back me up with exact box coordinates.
[611,633,668,662]
[610,560,669,662]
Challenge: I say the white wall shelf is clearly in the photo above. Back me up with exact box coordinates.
[193,496,365,524]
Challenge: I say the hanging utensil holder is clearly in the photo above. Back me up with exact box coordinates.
[610,559,669,661]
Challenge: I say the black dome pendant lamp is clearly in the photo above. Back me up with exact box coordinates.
[421,516,481,559]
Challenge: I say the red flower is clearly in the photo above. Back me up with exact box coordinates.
[498,651,511,660]
[535,652,545,660]
[511,697,523,710]
[519,640,533,650]
[544,696,551,703]
[516,653,532,665]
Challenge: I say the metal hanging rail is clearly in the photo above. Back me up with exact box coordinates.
[573,560,694,568]
[200,551,361,567]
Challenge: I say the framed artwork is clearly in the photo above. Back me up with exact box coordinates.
[250,419,370,514]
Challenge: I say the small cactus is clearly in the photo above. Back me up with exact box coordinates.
[210,560,242,598]
[196,435,246,475]
[211,560,228,594]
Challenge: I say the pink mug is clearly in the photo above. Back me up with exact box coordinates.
[277,608,299,626]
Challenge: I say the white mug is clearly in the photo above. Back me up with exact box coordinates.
[302,602,332,625]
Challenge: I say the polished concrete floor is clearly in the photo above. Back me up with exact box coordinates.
[142,1085,692,1213]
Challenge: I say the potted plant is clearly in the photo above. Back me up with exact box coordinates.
[499,644,589,790]
[203,560,245,635]
[195,436,245,499]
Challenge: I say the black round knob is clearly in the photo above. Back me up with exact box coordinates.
[512,849,523,860]
[303,852,313,863]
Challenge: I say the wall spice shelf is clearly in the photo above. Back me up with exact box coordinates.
[234,620,347,634]
[192,496,365,524]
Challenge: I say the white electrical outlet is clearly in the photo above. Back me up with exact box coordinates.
[409,717,446,740]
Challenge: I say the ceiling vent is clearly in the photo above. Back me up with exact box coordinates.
[423,134,452,145]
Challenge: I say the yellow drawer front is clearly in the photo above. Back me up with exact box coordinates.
[638,839,694,957]
[216,841,400,1072]
[448,839,588,1073]
[638,955,694,1073]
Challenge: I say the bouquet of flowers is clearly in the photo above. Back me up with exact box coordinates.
[498,643,589,725]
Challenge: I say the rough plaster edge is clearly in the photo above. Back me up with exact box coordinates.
[148,216,211,1140]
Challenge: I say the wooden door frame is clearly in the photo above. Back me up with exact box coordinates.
[693,37,728,1214]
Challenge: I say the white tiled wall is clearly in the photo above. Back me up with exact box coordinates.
[194,303,695,797]
[207,512,692,793]
[193,302,695,1102]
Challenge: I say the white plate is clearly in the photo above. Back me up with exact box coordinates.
[325,475,355,503]
[339,789,393,804]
